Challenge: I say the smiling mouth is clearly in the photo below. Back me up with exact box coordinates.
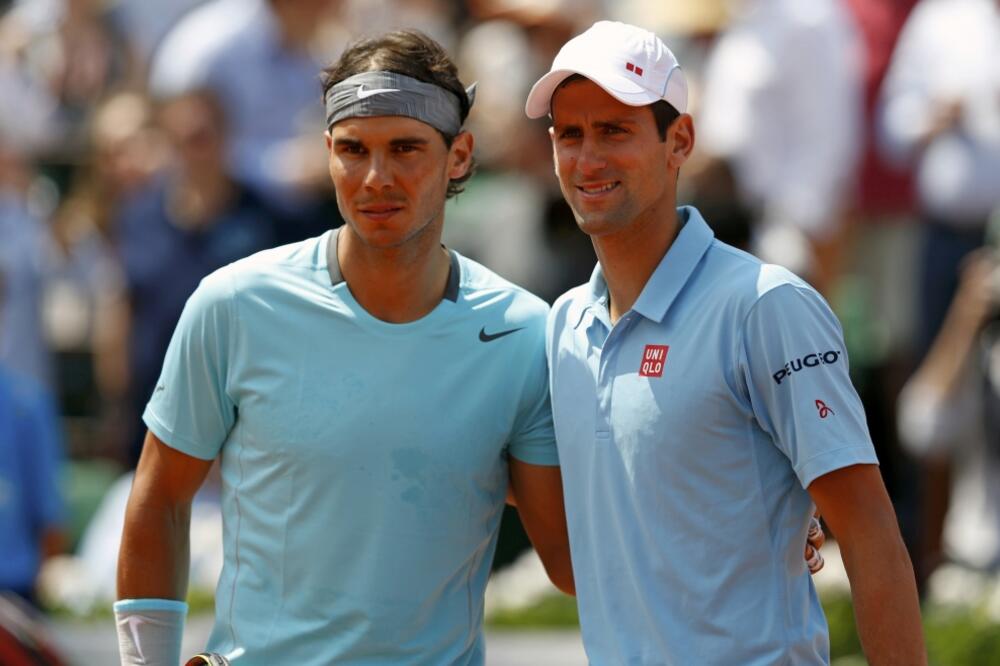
[577,182,620,195]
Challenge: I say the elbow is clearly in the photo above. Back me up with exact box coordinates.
[539,547,575,596]
[544,566,575,596]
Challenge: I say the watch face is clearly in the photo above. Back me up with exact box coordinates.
[185,655,230,666]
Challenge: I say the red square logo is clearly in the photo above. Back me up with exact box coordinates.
[626,62,634,72]
[639,345,669,377]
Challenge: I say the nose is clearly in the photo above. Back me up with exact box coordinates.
[576,134,606,176]
[363,152,393,191]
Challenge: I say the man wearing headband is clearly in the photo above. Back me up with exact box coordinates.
[114,30,572,665]
[530,21,926,664]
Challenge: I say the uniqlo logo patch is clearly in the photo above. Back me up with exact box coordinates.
[626,62,644,76]
[639,345,669,377]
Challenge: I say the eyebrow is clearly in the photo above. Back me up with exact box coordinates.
[389,137,430,147]
[333,136,431,148]
[333,137,363,149]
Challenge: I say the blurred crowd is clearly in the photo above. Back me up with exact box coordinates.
[0,0,998,615]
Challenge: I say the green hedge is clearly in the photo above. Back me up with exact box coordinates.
[487,592,1000,665]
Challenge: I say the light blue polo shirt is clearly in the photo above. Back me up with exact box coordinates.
[144,228,557,665]
[548,206,878,665]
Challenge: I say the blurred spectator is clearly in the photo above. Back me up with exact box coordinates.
[698,0,863,288]
[149,0,342,244]
[610,0,732,37]
[31,93,163,459]
[0,139,53,390]
[455,0,600,302]
[898,245,1000,573]
[0,272,66,607]
[831,0,919,365]
[108,90,276,465]
[878,0,1000,356]
[445,18,560,298]
[810,0,923,581]
[339,0,458,50]
[74,91,166,239]
[880,0,1000,587]
[0,0,139,159]
[104,0,208,70]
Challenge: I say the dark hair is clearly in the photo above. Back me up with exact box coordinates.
[554,74,680,141]
[321,30,475,198]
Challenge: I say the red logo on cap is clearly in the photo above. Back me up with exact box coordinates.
[639,345,668,377]
[626,62,644,76]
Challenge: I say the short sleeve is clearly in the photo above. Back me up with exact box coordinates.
[507,322,559,467]
[143,271,237,460]
[740,284,878,488]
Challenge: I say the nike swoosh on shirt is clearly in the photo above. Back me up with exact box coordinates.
[357,85,401,99]
[479,326,524,342]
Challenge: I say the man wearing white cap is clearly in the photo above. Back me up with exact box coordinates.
[527,21,926,664]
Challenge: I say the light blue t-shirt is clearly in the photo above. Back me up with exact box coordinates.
[145,229,557,665]
[547,207,878,665]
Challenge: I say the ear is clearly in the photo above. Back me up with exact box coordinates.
[447,131,475,180]
[324,130,333,151]
[548,126,559,177]
[666,114,695,169]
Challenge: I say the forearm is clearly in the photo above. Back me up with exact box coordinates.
[531,537,575,596]
[509,461,575,595]
[908,308,979,399]
[841,531,926,665]
[117,493,192,601]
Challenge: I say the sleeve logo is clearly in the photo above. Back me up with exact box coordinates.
[815,400,834,418]
[639,344,669,377]
[772,350,841,385]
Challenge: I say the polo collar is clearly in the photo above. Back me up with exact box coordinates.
[580,206,715,326]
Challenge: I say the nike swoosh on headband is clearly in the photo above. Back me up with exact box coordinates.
[356,85,400,99]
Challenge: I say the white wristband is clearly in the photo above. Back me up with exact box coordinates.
[114,598,188,666]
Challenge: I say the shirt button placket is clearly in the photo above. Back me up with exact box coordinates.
[595,313,634,442]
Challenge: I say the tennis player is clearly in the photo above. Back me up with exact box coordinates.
[114,30,572,665]
[529,21,926,665]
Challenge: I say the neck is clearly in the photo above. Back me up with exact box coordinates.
[338,223,451,324]
[592,207,681,323]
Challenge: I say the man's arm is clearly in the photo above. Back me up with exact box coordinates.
[508,459,574,595]
[808,464,926,665]
[117,430,214,600]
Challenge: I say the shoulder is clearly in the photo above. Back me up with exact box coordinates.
[191,234,327,309]
[548,282,592,330]
[700,241,816,306]
[456,253,550,327]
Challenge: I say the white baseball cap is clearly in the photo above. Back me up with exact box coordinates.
[524,20,688,119]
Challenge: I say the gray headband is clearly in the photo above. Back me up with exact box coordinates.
[325,71,476,136]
